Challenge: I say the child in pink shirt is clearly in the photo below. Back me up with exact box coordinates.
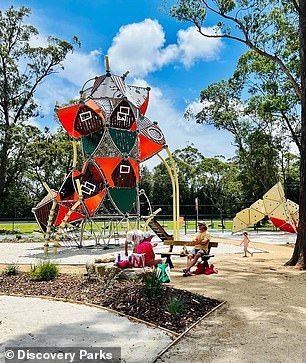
[240,231,253,257]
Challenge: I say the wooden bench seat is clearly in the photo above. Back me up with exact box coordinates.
[155,241,218,268]
[163,240,218,248]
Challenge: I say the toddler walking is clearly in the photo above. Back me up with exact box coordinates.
[240,231,253,257]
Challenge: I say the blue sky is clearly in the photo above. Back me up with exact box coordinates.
[2,1,247,168]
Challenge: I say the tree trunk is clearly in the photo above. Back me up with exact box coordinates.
[286,0,306,268]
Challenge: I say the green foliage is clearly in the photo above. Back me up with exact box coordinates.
[0,5,77,209]
[30,260,59,281]
[166,296,185,316]
[139,270,162,298]
[3,264,19,276]
[0,229,21,234]
[170,0,207,24]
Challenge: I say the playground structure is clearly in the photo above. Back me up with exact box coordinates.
[232,182,299,234]
[32,57,181,253]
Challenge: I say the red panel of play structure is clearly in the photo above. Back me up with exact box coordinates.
[138,134,164,161]
[57,105,81,138]
[269,217,297,233]
[139,93,149,115]
[129,159,140,181]
[84,189,106,215]
[54,204,84,226]
[95,157,122,187]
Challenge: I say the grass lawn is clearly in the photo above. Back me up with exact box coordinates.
[0,219,234,235]
[0,223,40,234]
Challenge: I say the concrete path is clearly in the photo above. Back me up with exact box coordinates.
[0,295,172,363]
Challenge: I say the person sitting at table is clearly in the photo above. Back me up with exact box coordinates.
[136,231,163,267]
[183,221,210,277]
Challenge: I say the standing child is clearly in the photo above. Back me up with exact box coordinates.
[240,231,253,257]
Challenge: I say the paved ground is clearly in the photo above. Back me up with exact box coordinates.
[0,234,265,266]
[0,295,172,363]
[0,231,302,363]
[155,238,306,363]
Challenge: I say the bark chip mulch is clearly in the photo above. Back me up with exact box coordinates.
[0,271,222,334]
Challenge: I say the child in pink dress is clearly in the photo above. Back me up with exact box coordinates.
[240,231,253,257]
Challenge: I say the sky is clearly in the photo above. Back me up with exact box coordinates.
[2,0,247,169]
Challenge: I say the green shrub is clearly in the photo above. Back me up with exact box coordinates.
[166,296,185,316]
[140,270,162,298]
[0,229,21,235]
[30,261,59,281]
[3,264,19,276]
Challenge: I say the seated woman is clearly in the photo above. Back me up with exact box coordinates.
[183,221,210,277]
[136,231,163,267]
[124,229,144,257]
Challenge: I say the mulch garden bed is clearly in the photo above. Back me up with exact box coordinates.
[0,270,222,334]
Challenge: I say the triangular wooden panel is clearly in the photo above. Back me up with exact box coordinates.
[250,199,266,215]
[249,208,266,225]
[232,216,248,233]
[286,199,299,215]
[269,204,290,221]
[111,159,137,188]
[263,199,281,214]
[263,182,285,202]
[236,208,251,225]
[109,99,136,129]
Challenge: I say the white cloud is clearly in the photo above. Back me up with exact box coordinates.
[27,28,103,126]
[108,20,223,77]
[140,83,235,169]
[177,26,223,67]
[61,50,102,87]
[29,29,103,88]
[108,18,177,77]
[185,99,207,116]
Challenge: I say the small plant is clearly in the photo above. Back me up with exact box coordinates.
[30,260,59,281]
[100,268,127,291]
[85,261,96,281]
[140,270,162,298]
[166,296,185,316]
[3,264,19,276]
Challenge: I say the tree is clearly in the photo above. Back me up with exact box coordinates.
[150,162,173,213]
[232,51,301,153]
[170,0,306,268]
[172,145,204,209]
[0,6,77,208]
[189,77,282,198]
[194,156,242,225]
[24,127,75,200]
